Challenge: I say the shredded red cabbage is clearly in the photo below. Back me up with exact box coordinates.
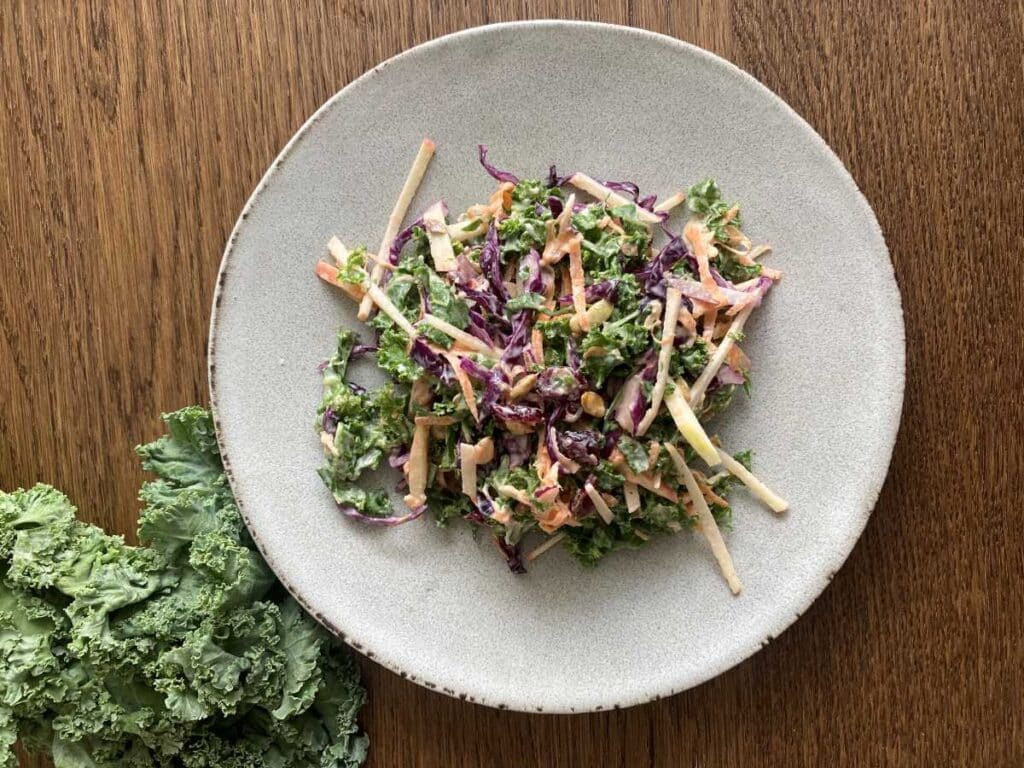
[521,249,546,294]
[388,217,424,264]
[409,338,454,385]
[535,366,582,401]
[322,407,339,435]
[466,308,501,347]
[502,434,532,468]
[480,224,509,302]
[491,402,544,425]
[557,430,603,467]
[494,535,526,574]
[600,179,640,199]
[459,357,508,414]
[338,504,426,527]
[500,309,533,367]
[477,145,520,185]
[388,447,410,469]
[558,279,620,305]
[635,235,689,297]
[637,193,658,211]
[547,165,571,187]
[716,365,746,386]
[350,343,378,359]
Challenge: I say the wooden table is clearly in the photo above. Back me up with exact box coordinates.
[3,2,1021,766]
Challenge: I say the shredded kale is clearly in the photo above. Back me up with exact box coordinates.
[686,178,740,241]
[671,338,710,382]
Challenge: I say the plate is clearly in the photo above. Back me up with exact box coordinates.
[209,21,903,712]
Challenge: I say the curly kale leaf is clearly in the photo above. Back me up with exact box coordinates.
[0,408,369,768]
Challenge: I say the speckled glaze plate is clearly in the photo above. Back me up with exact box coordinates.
[209,21,903,712]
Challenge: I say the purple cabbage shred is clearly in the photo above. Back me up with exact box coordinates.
[557,430,603,467]
[389,218,424,264]
[338,504,426,527]
[494,535,527,574]
[478,145,520,184]
[409,337,454,385]
[350,343,378,359]
[491,402,544,425]
[322,407,339,435]
[480,224,509,302]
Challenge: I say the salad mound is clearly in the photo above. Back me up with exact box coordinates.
[314,140,787,592]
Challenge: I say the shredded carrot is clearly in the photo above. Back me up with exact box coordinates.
[320,430,339,456]
[443,352,480,422]
[460,442,479,501]
[726,344,751,374]
[559,265,572,298]
[496,484,534,507]
[466,182,514,222]
[598,215,626,235]
[684,218,726,305]
[543,226,582,267]
[702,306,718,342]
[315,261,365,301]
[489,498,513,525]
[536,500,574,533]
[531,328,545,364]
[689,305,753,410]
[647,441,661,468]
[611,455,679,501]
[410,378,433,409]
[535,435,553,480]
[677,305,697,336]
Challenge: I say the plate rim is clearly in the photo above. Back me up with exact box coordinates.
[208,19,905,713]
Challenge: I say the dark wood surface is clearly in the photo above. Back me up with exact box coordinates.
[3,2,1022,766]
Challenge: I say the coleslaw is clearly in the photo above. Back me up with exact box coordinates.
[314,140,787,592]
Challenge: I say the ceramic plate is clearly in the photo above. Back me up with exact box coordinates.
[209,21,903,712]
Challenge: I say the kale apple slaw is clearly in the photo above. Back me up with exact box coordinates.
[314,139,787,593]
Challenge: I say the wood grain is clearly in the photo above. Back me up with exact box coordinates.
[3,1,1022,766]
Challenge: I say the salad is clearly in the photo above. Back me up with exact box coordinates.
[314,139,787,593]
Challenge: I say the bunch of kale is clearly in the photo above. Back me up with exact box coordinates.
[0,408,368,767]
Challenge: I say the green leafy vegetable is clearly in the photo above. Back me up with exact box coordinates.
[376,325,424,382]
[505,292,560,314]
[335,247,370,285]
[718,252,763,283]
[686,178,740,241]
[617,436,650,473]
[1,408,368,768]
[670,338,710,382]
[312,156,785,580]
